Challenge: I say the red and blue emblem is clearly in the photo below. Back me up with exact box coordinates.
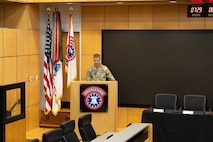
[81,86,106,110]
[66,36,76,62]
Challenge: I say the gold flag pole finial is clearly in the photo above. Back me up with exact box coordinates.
[46,7,51,20]
[46,7,51,12]
[69,7,74,14]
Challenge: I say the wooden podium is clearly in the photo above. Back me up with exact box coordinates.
[70,81,118,136]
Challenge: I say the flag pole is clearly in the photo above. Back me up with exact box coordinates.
[69,7,74,13]
[66,6,77,87]
[46,7,51,20]
[44,7,52,115]
[46,7,51,12]
[52,8,63,116]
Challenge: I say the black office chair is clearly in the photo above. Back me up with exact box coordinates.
[183,95,206,113]
[78,114,97,142]
[42,128,63,142]
[155,93,177,112]
[28,138,39,142]
[60,120,79,142]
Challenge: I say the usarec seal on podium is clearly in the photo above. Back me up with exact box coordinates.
[80,84,108,112]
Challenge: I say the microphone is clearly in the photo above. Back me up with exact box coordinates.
[106,134,113,139]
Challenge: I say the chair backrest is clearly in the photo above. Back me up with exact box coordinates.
[78,114,97,141]
[42,128,63,142]
[155,93,177,110]
[60,120,79,142]
[184,95,206,111]
[28,138,39,142]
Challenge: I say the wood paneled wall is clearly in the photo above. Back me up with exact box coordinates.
[5,119,26,142]
[0,3,40,141]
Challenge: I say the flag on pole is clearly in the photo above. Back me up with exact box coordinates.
[52,61,63,115]
[43,16,53,115]
[65,14,77,87]
[51,9,63,116]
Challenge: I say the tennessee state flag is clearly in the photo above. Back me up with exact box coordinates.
[65,14,77,87]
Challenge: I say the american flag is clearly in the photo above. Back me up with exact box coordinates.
[43,17,53,115]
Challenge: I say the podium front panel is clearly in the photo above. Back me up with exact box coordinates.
[70,81,118,136]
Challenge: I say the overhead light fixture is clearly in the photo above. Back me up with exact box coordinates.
[170,0,177,3]
[116,1,123,4]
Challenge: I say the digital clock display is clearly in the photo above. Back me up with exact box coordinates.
[188,6,204,17]
[190,6,203,13]
[207,5,213,17]
[188,4,213,17]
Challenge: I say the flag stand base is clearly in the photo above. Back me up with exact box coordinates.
[39,108,70,128]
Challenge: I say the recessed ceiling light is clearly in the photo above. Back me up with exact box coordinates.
[170,0,177,3]
[116,1,123,4]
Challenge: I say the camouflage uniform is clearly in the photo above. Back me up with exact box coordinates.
[86,64,115,81]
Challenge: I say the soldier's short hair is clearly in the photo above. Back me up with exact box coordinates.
[93,53,100,58]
